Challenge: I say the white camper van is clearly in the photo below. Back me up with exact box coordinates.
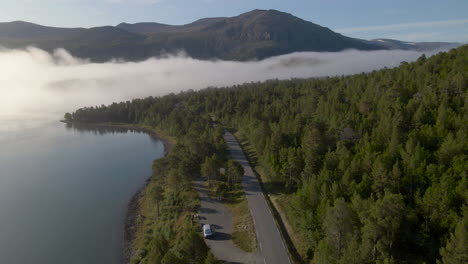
[203,224,214,238]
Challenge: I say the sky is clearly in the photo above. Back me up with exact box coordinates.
[0,0,467,42]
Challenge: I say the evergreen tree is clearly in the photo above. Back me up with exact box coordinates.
[226,160,244,189]
[324,198,354,258]
[438,215,468,264]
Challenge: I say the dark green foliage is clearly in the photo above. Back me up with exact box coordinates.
[122,104,225,263]
[201,155,220,186]
[161,252,184,264]
[172,230,210,264]
[226,160,244,189]
[204,252,219,264]
[130,145,211,264]
[323,198,354,258]
[359,193,405,262]
[70,45,468,263]
[438,213,468,264]
[63,112,72,121]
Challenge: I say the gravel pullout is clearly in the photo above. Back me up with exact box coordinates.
[194,179,260,264]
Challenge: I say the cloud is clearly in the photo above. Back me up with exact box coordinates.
[0,46,451,117]
[336,18,468,34]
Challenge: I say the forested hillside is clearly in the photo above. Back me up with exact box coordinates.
[68,45,468,264]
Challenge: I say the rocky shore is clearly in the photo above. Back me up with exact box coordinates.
[123,126,172,263]
[123,185,144,264]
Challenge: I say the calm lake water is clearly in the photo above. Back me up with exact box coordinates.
[0,115,165,264]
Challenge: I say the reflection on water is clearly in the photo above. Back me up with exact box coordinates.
[0,117,165,264]
[65,122,147,136]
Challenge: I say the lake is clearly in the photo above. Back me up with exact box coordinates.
[0,115,165,264]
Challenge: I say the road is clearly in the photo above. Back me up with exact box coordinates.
[223,131,291,264]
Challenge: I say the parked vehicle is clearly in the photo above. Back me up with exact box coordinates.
[203,224,214,238]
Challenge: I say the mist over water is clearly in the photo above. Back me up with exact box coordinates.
[0,46,448,117]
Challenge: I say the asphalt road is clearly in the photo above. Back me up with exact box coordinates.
[223,131,291,264]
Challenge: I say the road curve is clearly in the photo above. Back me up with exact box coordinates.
[224,131,291,264]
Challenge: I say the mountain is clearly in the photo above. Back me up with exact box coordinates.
[0,10,457,61]
[137,9,384,60]
[367,38,458,51]
[116,17,226,34]
[0,21,84,40]
[0,21,149,60]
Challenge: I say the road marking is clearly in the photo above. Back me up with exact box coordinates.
[225,132,292,264]
[250,208,263,252]
[251,210,256,225]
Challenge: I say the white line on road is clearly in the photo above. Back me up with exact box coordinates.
[225,131,291,264]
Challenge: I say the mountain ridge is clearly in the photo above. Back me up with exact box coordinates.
[0,9,457,61]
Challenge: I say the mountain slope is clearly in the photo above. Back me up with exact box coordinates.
[368,38,458,51]
[138,9,382,60]
[116,17,226,34]
[0,21,84,40]
[0,9,457,61]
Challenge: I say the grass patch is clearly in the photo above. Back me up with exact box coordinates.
[273,194,310,260]
[224,188,257,253]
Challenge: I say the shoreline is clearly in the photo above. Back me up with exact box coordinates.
[120,125,173,264]
[61,121,174,155]
[61,120,173,264]
[123,184,145,264]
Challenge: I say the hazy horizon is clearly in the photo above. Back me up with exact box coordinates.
[0,45,456,118]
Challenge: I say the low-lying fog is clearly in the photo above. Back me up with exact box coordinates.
[0,46,449,117]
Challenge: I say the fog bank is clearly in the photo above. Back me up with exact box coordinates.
[0,47,447,116]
